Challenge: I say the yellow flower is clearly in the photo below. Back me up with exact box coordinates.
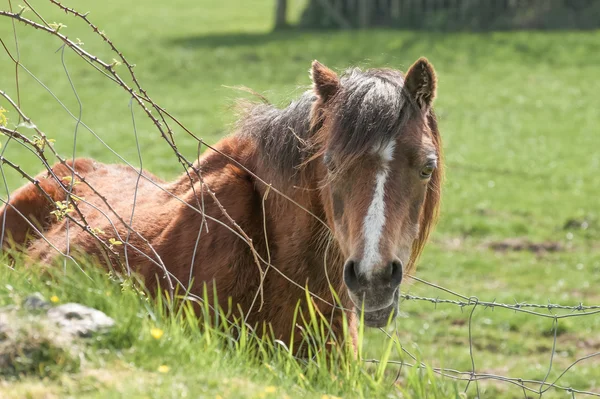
[215,396,223,399]
[157,365,169,373]
[265,386,276,393]
[0,107,8,127]
[150,327,164,340]
[50,295,60,303]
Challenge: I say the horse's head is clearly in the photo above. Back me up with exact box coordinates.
[310,58,443,327]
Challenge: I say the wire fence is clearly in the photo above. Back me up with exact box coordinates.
[1,1,599,398]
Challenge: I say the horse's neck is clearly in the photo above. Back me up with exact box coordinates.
[168,134,347,304]
[250,149,346,295]
[167,136,253,192]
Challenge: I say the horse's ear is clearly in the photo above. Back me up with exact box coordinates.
[310,60,340,103]
[404,57,437,111]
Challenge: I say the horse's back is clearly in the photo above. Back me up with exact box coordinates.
[1,158,97,248]
[3,147,305,342]
[1,158,167,257]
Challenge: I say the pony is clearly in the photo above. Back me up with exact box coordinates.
[0,58,443,350]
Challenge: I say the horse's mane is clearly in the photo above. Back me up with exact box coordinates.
[407,110,443,274]
[238,67,415,186]
[237,91,316,187]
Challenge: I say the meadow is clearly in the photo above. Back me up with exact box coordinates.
[1,0,600,397]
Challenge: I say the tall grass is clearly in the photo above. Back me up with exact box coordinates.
[0,256,458,398]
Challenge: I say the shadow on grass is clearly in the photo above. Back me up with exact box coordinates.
[167,29,600,72]
[168,29,439,59]
[170,30,339,48]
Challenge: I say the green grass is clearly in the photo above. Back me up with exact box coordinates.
[1,0,600,397]
[0,257,462,399]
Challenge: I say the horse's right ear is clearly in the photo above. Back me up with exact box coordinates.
[310,60,339,103]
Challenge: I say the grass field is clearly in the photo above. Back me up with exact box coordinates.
[1,0,600,397]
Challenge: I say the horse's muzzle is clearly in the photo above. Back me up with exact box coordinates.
[343,258,403,317]
[358,289,399,328]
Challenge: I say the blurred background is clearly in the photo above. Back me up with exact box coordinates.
[295,0,600,30]
[1,0,600,397]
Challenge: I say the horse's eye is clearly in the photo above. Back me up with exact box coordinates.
[420,163,435,179]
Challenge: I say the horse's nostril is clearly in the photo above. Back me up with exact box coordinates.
[343,260,360,292]
[390,260,403,286]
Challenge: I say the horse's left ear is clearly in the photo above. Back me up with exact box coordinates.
[404,57,437,111]
[310,60,340,103]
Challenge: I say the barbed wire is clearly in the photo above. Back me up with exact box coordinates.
[0,1,598,398]
[402,276,600,318]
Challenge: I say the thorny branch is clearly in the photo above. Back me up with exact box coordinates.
[0,1,599,397]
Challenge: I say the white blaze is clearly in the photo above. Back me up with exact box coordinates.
[361,141,395,277]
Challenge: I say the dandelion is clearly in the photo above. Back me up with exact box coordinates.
[157,365,169,373]
[150,327,164,340]
[265,386,276,393]
[50,295,60,303]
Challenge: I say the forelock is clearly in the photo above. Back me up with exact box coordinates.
[326,68,413,164]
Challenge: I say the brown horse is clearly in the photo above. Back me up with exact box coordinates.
[1,58,442,349]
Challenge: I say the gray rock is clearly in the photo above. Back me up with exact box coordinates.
[22,293,51,311]
[46,303,115,338]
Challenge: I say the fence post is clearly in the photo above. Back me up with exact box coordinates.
[274,0,288,29]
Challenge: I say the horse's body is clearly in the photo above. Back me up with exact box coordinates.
[1,59,442,349]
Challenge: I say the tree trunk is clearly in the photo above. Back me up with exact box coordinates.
[275,0,288,29]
